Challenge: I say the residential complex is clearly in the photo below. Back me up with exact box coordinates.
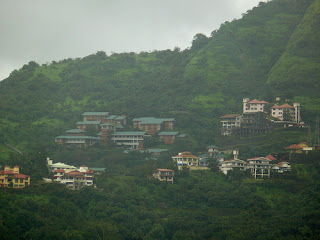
[220,97,303,136]
[47,158,94,190]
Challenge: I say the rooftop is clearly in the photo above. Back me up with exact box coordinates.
[158,131,179,136]
[76,121,101,125]
[66,129,86,133]
[248,99,269,104]
[112,131,148,136]
[220,114,241,119]
[82,112,109,116]
[55,136,101,140]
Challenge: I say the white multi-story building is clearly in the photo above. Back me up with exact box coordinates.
[243,98,269,113]
[111,131,149,150]
[247,157,272,179]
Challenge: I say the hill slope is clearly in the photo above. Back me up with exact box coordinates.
[0,0,318,150]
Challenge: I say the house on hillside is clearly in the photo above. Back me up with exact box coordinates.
[172,151,202,170]
[0,166,30,188]
[153,169,174,183]
[219,159,247,175]
[272,162,291,173]
[82,112,110,122]
[243,98,269,113]
[247,157,272,179]
[220,114,242,136]
[271,103,301,123]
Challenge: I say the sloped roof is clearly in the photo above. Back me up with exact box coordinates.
[76,121,101,125]
[156,169,174,172]
[248,99,269,104]
[82,112,109,116]
[271,105,280,109]
[207,145,220,149]
[265,154,277,161]
[66,129,86,133]
[13,174,29,179]
[158,131,179,136]
[140,119,164,124]
[146,149,168,153]
[220,114,241,119]
[285,144,303,150]
[112,131,147,136]
[279,103,294,109]
[54,169,65,173]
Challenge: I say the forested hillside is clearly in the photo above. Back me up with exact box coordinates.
[0,0,319,151]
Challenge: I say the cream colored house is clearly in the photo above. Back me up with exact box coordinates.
[153,169,174,183]
[271,103,301,123]
[243,98,269,113]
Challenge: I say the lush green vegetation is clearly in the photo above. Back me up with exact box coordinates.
[0,161,320,240]
[0,0,320,238]
[0,0,319,152]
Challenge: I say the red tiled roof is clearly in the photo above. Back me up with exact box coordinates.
[265,154,277,161]
[248,99,269,104]
[66,171,84,176]
[54,169,65,173]
[0,170,15,175]
[220,114,241,119]
[86,170,93,173]
[279,103,294,109]
[285,144,303,150]
[271,105,280,109]
[80,165,87,167]
[13,174,29,179]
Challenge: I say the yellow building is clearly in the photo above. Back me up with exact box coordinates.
[172,151,200,170]
[153,169,174,183]
[0,166,30,188]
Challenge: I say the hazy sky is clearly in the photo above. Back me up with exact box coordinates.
[0,0,263,81]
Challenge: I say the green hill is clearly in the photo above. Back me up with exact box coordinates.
[0,0,319,151]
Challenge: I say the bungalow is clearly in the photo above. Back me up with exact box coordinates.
[111,131,150,150]
[153,169,174,183]
[82,112,109,122]
[0,166,30,188]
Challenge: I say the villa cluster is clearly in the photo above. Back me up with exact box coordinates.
[47,158,95,190]
[172,145,291,179]
[220,98,303,136]
[55,112,186,150]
